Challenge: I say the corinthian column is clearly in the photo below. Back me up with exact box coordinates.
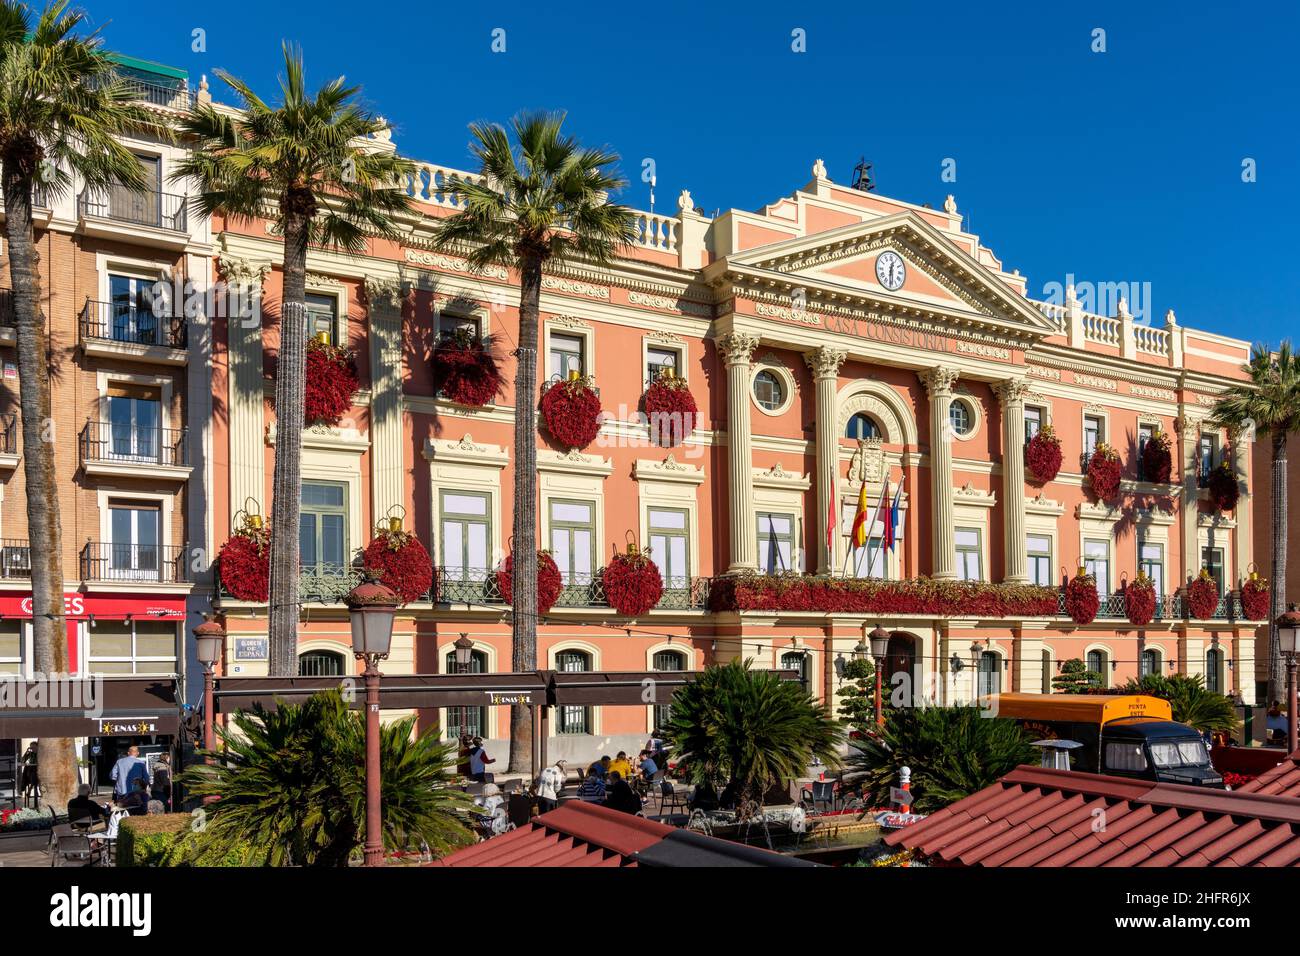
[719,332,761,572]
[805,346,848,574]
[995,378,1031,583]
[921,367,960,579]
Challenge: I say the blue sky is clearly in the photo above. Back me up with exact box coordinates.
[91,0,1297,345]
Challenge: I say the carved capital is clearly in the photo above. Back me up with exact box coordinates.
[803,346,848,380]
[993,377,1032,408]
[717,331,760,368]
[363,275,408,312]
[919,366,960,398]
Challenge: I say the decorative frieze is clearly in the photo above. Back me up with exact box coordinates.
[1129,383,1177,402]
[403,248,509,280]
[541,276,610,300]
[958,341,1011,361]
[1026,364,1061,381]
[1074,372,1118,392]
[628,290,712,317]
[754,301,823,326]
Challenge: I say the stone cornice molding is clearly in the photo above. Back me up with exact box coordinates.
[753,462,811,490]
[266,421,369,452]
[1134,506,1177,527]
[536,448,614,477]
[953,482,996,507]
[1024,493,1065,516]
[632,455,706,485]
[422,433,510,468]
[1075,501,1122,522]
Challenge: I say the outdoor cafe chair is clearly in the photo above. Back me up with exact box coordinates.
[51,831,102,867]
[658,780,689,815]
[799,780,839,815]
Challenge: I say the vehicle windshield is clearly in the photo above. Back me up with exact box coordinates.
[1148,738,1210,769]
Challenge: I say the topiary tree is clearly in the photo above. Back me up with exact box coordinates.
[1052,657,1103,694]
[835,657,879,733]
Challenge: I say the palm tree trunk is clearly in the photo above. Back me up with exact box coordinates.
[1268,430,1288,704]
[1,159,78,807]
[267,207,310,676]
[508,255,542,774]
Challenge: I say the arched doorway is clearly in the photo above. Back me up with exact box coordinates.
[884,633,917,707]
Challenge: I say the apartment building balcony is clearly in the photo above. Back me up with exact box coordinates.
[0,289,13,347]
[0,183,52,229]
[1054,589,1253,623]
[436,569,712,612]
[79,542,189,586]
[79,421,190,481]
[0,415,16,470]
[114,75,194,112]
[0,540,31,582]
[79,299,188,365]
[76,185,189,250]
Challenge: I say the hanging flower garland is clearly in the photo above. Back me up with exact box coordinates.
[1086,442,1122,502]
[432,331,503,408]
[540,375,603,450]
[1187,569,1220,619]
[602,543,664,618]
[497,551,564,615]
[708,575,1060,616]
[1025,425,1062,483]
[1125,572,1158,627]
[361,515,434,604]
[1207,462,1240,512]
[1140,429,1173,484]
[1065,567,1101,625]
[302,336,360,425]
[1240,571,1270,621]
[643,370,698,448]
[218,506,270,602]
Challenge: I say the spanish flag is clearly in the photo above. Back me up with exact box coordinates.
[849,480,870,548]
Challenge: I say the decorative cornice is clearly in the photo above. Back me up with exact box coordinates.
[953,482,996,506]
[632,455,706,485]
[422,433,509,468]
[547,314,591,330]
[536,447,614,477]
[753,462,811,490]
[1025,493,1065,516]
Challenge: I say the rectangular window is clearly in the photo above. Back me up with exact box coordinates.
[108,274,162,345]
[1024,406,1042,443]
[648,507,689,590]
[438,312,481,341]
[1137,423,1155,480]
[87,620,177,676]
[108,154,161,225]
[549,499,595,584]
[305,293,338,345]
[841,501,886,578]
[1027,534,1052,587]
[0,620,21,675]
[757,512,794,574]
[1202,546,1225,594]
[300,481,348,575]
[646,346,681,383]
[1085,538,1111,597]
[105,386,161,463]
[1083,415,1103,463]
[440,491,490,582]
[548,333,585,380]
[956,528,982,581]
[555,650,591,734]
[109,502,160,579]
[1199,434,1218,484]
[1139,540,1164,594]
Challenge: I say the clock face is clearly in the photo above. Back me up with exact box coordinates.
[876,251,906,291]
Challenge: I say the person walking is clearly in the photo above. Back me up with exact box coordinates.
[535,759,566,813]
[110,745,150,799]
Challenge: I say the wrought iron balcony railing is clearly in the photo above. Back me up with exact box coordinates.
[436,568,712,612]
[1054,588,1240,622]
[80,421,188,468]
[80,542,188,583]
[0,540,30,579]
[78,185,187,232]
[0,289,12,329]
[80,299,187,349]
[0,415,15,456]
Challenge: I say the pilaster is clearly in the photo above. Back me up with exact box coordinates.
[995,378,1031,583]
[805,346,848,574]
[719,331,761,572]
[920,366,960,579]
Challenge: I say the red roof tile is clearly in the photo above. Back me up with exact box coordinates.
[1238,750,1300,798]
[885,765,1300,867]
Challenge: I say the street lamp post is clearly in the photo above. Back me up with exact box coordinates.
[1277,605,1300,754]
[868,625,890,728]
[345,577,399,868]
[193,618,226,753]
[453,634,475,675]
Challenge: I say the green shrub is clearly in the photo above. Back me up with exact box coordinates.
[117,813,255,867]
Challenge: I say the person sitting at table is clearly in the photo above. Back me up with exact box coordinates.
[638,750,659,782]
[608,751,633,782]
[118,778,150,816]
[604,771,642,815]
[577,766,606,803]
[586,755,611,782]
[67,785,109,830]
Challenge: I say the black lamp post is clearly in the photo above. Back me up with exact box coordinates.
[453,634,475,674]
[1278,605,1300,754]
[345,577,399,868]
[193,618,225,753]
[868,625,890,727]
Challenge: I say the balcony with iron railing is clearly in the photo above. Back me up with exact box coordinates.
[1054,588,1247,622]
[0,540,30,580]
[80,542,189,584]
[79,299,187,361]
[79,421,189,479]
[0,414,16,464]
[78,184,188,235]
[0,289,12,346]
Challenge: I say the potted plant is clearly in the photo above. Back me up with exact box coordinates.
[0,807,57,853]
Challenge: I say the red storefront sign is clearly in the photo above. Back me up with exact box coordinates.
[0,592,187,673]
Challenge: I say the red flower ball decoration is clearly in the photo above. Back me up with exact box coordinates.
[302,337,359,425]
[643,373,698,448]
[1187,572,1220,619]
[1025,425,1063,483]
[218,529,270,602]
[362,528,434,604]
[1240,574,1270,620]
[540,377,603,450]
[1208,463,1240,513]
[497,551,564,615]
[1140,430,1173,484]
[1086,442,1122,502]
[1125,573,1158,627]
[432,333,503,408]
[1065,569,1101,625]
[602,549,664,618]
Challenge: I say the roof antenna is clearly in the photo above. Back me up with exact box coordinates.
[850,156,875,192]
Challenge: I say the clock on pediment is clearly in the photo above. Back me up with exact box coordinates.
[875,250,906,291]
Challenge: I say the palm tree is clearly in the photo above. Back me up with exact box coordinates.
[663,660,845,815]
[175,46,416,675]
[844,705,1038,812]
[1210,341,1300,703]
[0,0,161,806]
[182,689,475,865]
[432,113,636,772]
[1118,673,1239,735]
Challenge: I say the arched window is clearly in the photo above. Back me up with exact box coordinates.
[445,647,488,740]
[845,413,881,441]
[555,650,592,735]
[298,649,345,677]
[948,400,972,437]
[1141,648,1161,678]
[781,651,811,697]
[651,650,686,732]
[1205,648,1223,694]
[976,651,1001,697]
[1086,649,1109,687]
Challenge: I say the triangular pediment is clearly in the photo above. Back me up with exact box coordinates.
[720,211,1056,339]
